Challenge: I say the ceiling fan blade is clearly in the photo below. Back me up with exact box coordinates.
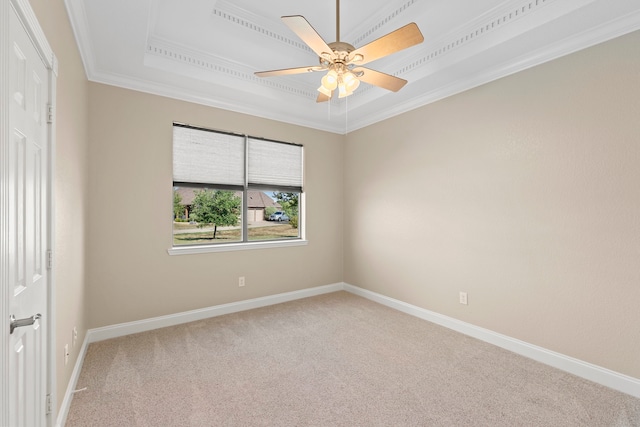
[282,15,336,61]
[316,91,332,102]
[352,67,407,92]
[350,23,424,66]
[255,66,324,77]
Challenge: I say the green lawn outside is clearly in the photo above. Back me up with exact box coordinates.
[173,222,298,245]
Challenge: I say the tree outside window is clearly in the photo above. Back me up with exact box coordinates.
[189,189,241,239]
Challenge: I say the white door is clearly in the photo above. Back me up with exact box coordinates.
[7,4,50,426]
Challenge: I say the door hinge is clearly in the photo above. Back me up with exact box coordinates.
[47,250,53,270]
[46,394,52,415]
[47,104,54,123]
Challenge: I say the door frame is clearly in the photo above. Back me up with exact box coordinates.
[1,0,58,425]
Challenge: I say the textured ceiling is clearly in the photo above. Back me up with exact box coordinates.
[65,0,640,134]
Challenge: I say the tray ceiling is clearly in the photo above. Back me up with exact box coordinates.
[65,0,640,134]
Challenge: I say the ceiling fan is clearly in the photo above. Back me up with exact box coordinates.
[255,0,424,102]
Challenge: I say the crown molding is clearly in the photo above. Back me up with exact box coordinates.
[348,0,421,47]
[144,37,318,100]
[87,67,346,134]
[64,0,94,80]
[346,9,640,133]
[403,0,596,84]
[213,1,313,55]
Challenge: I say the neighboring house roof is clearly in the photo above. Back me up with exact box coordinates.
[174,187,280,209]
[175,187,196,206]
[247,190,280,209]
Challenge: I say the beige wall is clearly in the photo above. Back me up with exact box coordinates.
[87,83,344,328]
[28,0,90,412]
[344,31,640,379]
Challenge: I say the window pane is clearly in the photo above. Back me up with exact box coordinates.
[173,126,245,186]
[173,186,243,245]
[248,191,300,241]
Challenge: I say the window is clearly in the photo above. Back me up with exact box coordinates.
[171,123,304,252]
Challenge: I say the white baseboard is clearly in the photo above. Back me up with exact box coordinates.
[87,283,343,343]
[343,283,640,399]
[55,334,90,427]
[56,281,639,423]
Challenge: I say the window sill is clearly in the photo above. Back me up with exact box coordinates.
[167,239,308,256]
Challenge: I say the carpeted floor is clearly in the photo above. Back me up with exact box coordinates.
[66,291,640,426]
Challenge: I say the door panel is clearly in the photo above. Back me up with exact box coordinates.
[11,330,43,426]
[8,4,49,426]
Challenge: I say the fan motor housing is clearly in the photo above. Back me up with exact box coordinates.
[319,41,356,67]
[328,41,355,61]
[328,41,355,53]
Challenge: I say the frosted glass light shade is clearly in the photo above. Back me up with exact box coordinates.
[317,85,332,96]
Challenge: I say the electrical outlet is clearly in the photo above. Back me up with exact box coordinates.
[459,292,468,305]
[72,327,78,347]
[64,344,69,365]
[239,276,245,287]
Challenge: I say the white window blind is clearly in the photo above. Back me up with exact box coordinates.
[173,125,244,187]
[248,138,303,189]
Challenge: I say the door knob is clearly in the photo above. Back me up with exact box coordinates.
[9,314,41,335]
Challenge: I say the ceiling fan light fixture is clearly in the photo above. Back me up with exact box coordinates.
[318,68,341,96]
[317,57,365,98]
[343,71,360,91]
[333,70,359,98]
[338,89,352,98]
[338,86,355,98]
[317,85,333,96]
[338,79,354,98]
[321,69,339,90]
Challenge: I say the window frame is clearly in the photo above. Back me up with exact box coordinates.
[168,123,306,255]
